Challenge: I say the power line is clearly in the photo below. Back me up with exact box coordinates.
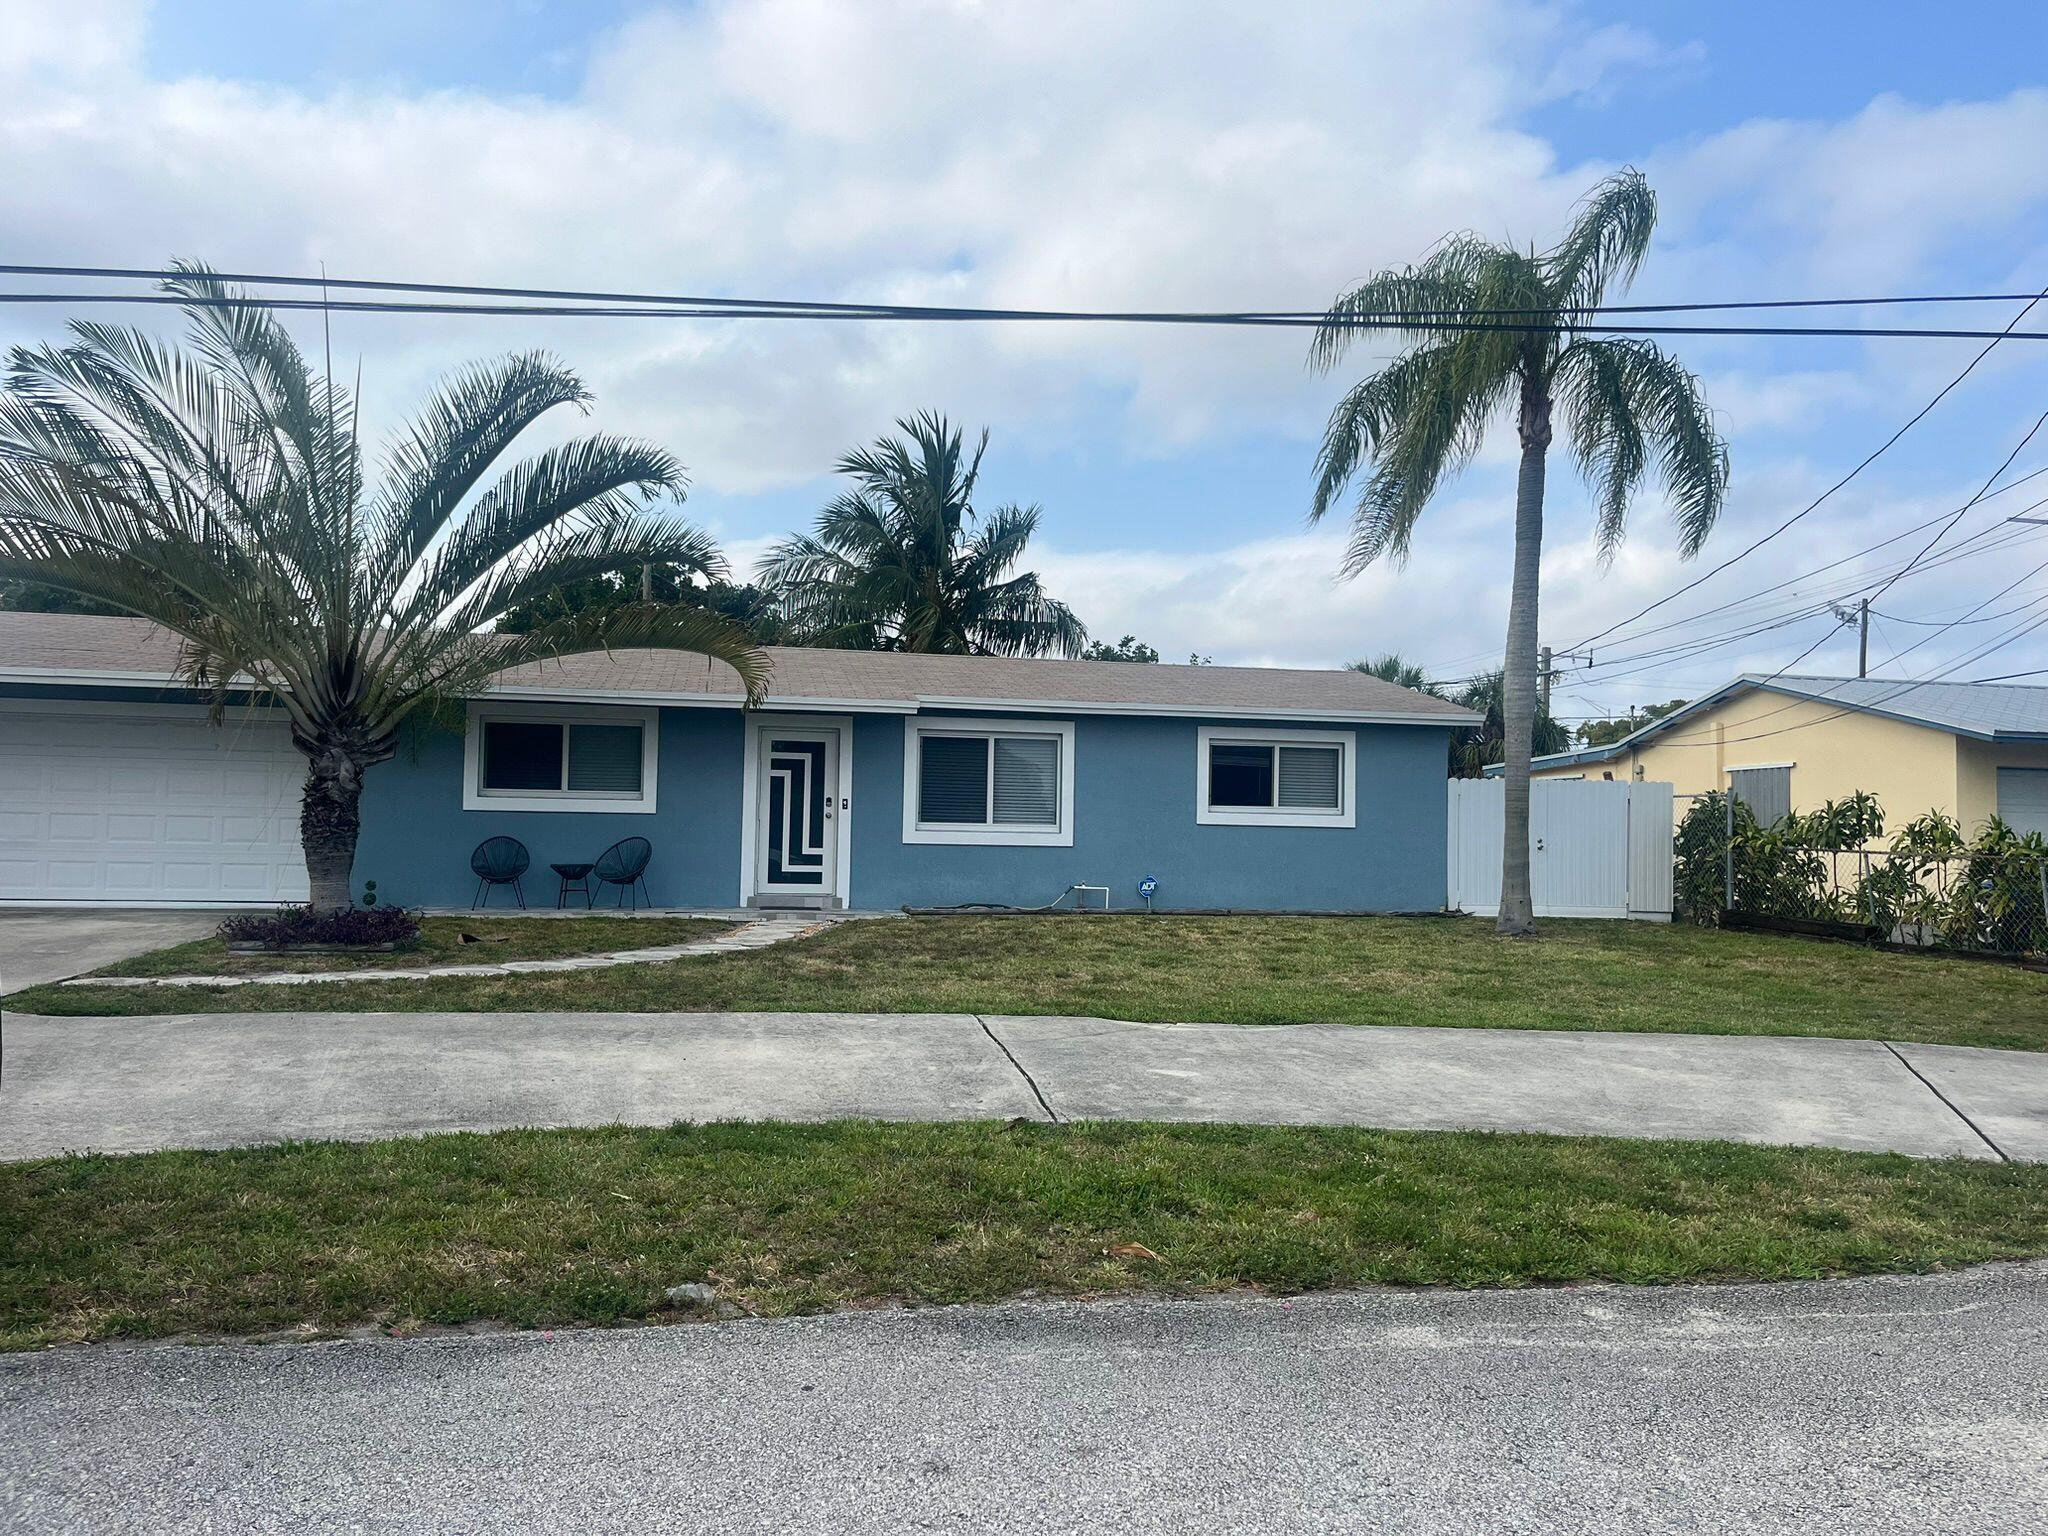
[3,261,2044,322]
[1557,467,2048,657]
[11,289,2048,342]
[1961,665,2048,682]
[1564,285,2048,653]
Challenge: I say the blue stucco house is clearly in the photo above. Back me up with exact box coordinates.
[0,613,1476,912]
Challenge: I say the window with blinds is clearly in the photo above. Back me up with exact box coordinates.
[1205,741,1340,810]
[477,715,647,801]
[917,730,1061,828]
[1197,729,1352,827]
[906,721,1073,843]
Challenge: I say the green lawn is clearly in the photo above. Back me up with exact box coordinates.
[4,1120,2044,1350]
[14,914,2046,1051]
[89,914,735,977]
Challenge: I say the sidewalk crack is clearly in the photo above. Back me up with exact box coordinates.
[1883,1042,2009,1163]
[975,1015,1060,1123]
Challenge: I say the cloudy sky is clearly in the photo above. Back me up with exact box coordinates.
[5,0,2047,725]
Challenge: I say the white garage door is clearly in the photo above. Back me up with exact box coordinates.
[1999,767,2048,838]
[0,703,309,906]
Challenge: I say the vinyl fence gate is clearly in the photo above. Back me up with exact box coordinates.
[1447,779,1674,920]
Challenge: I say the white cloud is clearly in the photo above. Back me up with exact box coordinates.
[2,3,2046,693]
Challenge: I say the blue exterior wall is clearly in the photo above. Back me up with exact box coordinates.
[353,709,747,909]
[848,712,1451,912]
[4,683,1455,911]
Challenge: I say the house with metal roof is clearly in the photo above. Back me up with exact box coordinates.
[0,613,1478,911]
[1488,673,2048,836]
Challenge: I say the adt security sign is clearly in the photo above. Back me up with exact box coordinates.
[1137,876,1159,899]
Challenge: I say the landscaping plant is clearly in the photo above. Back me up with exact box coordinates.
[216,904,422,952]
[0,264,768,909]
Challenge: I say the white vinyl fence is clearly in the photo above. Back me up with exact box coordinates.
[1448,779,1674,920]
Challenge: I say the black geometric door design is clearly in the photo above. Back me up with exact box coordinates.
[765,737,829,886]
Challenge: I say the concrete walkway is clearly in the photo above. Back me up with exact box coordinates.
[3,1010,2042,1162]
[55,913,831,988]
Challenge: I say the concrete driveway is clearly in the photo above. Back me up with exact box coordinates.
[0,909,221,994]
[3,1263,2043,1533]
[3,1009,2040,1162]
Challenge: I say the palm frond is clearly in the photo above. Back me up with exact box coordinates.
[367,352,592,593]
[1309,342,1509,571]
[397,434,692,623]
[1545,168,1658,311]
[433,602,770,711]
[1557,337,1728,556]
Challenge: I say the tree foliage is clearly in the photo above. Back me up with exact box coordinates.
[1348,652,1442,695]
[1307,169,1728,933]
[758,412,1085,657]
[0,263,766,908]
[1450,670,1572,777]
[497,563,785,642]
[1576,698,1688,747]
[1081,634,1160,663]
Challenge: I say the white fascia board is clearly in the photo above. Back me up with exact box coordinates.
[911,694,1478,726]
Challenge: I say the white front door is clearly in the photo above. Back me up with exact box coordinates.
[753,728,841,900]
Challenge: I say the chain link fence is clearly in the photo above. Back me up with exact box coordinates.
[1727,843,2048,959]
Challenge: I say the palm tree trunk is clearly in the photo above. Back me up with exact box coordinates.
[1497,386,1552,937]
[297,735,376,912]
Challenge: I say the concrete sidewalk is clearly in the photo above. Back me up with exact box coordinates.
[4,1009,2041,1162]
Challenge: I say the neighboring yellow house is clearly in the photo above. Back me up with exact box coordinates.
[1494,674,2048,835]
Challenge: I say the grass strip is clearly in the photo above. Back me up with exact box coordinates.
[15,915,2046,1053]
[5,1120,2045,1350]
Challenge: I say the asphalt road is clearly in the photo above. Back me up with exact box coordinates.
[4,1264,2044,1534]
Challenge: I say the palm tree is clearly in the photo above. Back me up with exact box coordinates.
[1308,170,1727,935]
[1348,652,1442,696]
[1450,670,1573,778]
[0,265,767,911]
[759,411,1086,657]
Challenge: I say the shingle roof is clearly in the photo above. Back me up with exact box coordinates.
[1510,671,2048,773]
[0,612,1477,725]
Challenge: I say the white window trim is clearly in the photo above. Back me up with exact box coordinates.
[901,716,1075,846]
[462,701,660,814]
[1195,724,1356,828]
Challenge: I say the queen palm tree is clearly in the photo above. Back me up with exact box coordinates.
[0,264,767,911]
[1309,170,1727,935]
[759,411,1086,657]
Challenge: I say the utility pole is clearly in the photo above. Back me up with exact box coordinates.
[1538,645,1553,712]
[1857,598,1869,679]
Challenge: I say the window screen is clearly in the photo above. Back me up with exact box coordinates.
[482,721,563,791]
[567,724,643,793]
[919,735,990,823]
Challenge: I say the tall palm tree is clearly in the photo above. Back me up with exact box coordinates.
[0,264,767,911]
[1308,170,1727,935]
[759,411,1086,657]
